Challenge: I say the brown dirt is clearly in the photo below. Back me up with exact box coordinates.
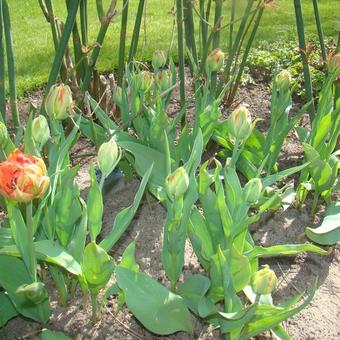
[1,82,339,339]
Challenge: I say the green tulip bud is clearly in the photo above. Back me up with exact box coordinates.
[226,105,252,142]
[16,282,48,305]
[135,71,154,92]
[165,166,189,200]
[152,50,167,70]
[275,70,291,91]
[206,48,225,72]
[156,69,172,92]
[243,178,263,204]
[32,115,50,147]
[98,138,121,179]
[327,53,340,74]
[252,265,277,295]
[83,242,114,294]
[0,121,8,147]
[45,84,73,120]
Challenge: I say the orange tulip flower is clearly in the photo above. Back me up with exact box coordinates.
[0,149,49,203]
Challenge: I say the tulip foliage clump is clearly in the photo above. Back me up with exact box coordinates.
[0,3,339,337]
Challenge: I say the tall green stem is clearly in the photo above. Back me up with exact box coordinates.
[312,0,327,62]
[293,0,315,121]
[128,0,145,62]
[118,0,129,86]
[26,202,37,282]
[2,0,20,127]
[0,0,5,122]
[176,0,186,109]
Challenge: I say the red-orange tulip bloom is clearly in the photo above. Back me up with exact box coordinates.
[0,149,49,203]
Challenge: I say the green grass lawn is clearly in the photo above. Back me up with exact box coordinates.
[7,0,340,95]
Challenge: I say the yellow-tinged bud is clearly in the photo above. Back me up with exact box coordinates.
[152,50,167,69]
[252,265,277,295]
[156,69,172,91]
[165,166,189,200]
[206,48,225,72]
[243,178,263,204]
[112,86,123,105]
[16,282,48,305]
[275,70,291,90]
[328,53,340,74]
[97,138,121,178]
[226,105,252,142]
[45,84,73,120]
[32,115,50,147]
[0,121,8,147]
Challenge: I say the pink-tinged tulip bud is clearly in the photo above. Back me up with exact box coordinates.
[152,50,167,70]
[97,138,121,178]
[252,265,277,295]
[328,53,340,74]
[0,149,49,203]
[165,166,189,200]
[135,71,154,92]
[275,70,291,90]
[45,84,73,120]
[0,121,8,147]
[16,282,48,305]
[206,48,225,72]
[32,115,50,147]
[243,178,263,204]
[227,105,252,142]
[156,69,172,91]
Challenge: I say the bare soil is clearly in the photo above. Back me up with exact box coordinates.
[0,82,339,339]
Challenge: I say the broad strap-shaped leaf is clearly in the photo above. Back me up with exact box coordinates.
[305,202,340,245]
[0,292,18,327]
[41,329,72,340]
[100,164,152,251]
[116,267,193,335]
[0,240,82,276]
[245,243,328,258]
[0,255,51,323]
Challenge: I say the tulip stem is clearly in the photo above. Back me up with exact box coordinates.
[26,202,37,282]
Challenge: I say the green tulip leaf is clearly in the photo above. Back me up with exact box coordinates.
[116,267,193,335]
[0,292,18,327]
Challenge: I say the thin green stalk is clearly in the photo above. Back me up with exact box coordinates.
[44,0,80,101]
[128,0,145,62]
[44,0,59,50]
[80,0,88,45]
[2,0,20,127]
[0,0,5,122]
[186,0,197,64]
[26,202,37,282]
[80,1,117,94]
[118,0,129,86]
[293,0,315,121]
[91,292,98,323]
[228,4,264,104]
[335,31,340,107]
[217,0,254,94]
[229,0,236,56]
[176,0,186,109]
[199,0,207,55]
[312,0,327,62]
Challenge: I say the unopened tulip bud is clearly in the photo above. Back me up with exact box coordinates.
[252,265,277,295]
[152,50,167,70]
[98,138,120,179]
[328,53,340,74]
[16,282,48,305]
[165,166,189,200]
[157,69,172,91]
[276,70,291,90]
[243,178,262,204]
[45,84,73,120]
[0,122,8,147]
[135,71,154,92]
[32,115,50,147]
[227,105,252,142]
[206,48,225,72]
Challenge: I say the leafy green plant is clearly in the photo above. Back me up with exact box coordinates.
[296,62,340,213]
